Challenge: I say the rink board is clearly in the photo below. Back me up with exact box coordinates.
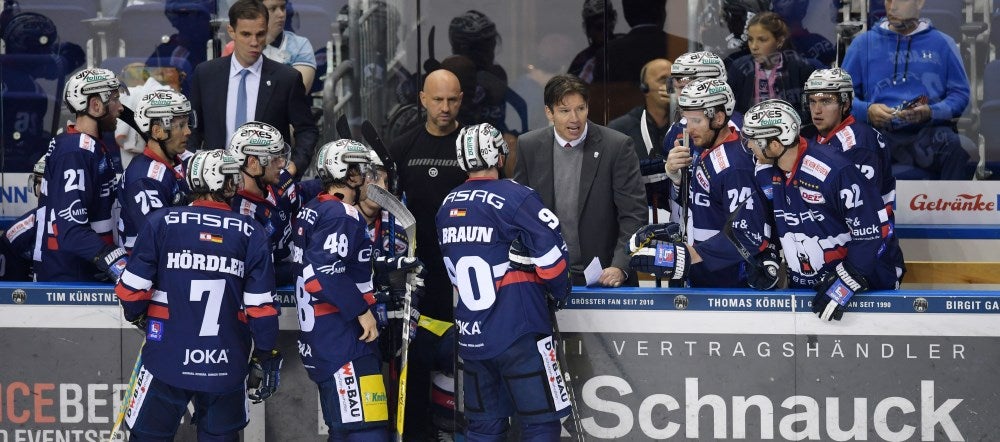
[0,283,997,441]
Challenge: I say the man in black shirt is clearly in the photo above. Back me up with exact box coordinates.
[387,68,466,441]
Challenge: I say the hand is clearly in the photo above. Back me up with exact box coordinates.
[866,103,896,129]
[597,267,626,288]
[812,262,869,321]
[665,140,692,185]
[508,237,534,272]
[628,223,682,253]
[285,162,297,178]
[744,248,780,290]
[629,240,690,281]
[247,349,283,403]
[358,310,379,342]
[95,246,128,282]
[898,104,931,125]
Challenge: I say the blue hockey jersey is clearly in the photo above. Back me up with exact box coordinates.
[811,116,896,218]
[292,193,377,382]
[117,149,191,252]
[232,169,300,284]
[436,177,570,360]
[36,127,121,281]
[755,138,903,289]
[115,200,278,392]
[678,132,770,288]
[1,210,36,281]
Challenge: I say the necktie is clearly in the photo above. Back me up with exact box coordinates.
[565,142,572,149]
[235,69,249,128]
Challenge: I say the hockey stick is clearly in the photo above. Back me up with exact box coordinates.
[336,114,352,140]
[363,183,416,440]
[549,306,585,442]
[119,105,150,143]
[361,120,399,196]
[678,128,690,243]
[107,338,145,442]
[722,195,779,288]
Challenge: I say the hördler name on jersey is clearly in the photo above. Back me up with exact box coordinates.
[167,251,245,277]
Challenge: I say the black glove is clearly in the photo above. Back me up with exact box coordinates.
[94,246,128,282]
[508,237,534,272]
[639,157,668,184]
[128,313,148,332]
[629,240,690,281]
[373,256,423,286]
[628,223,683,253]
[248,349,283,403]
[812,262,869,321]
[745,248,780,290]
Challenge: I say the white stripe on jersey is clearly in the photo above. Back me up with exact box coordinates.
[877,208,889,224]
[303,264,316,280]
[121,270,153,291]
[152,290,168,304]
[356,280,373,293]
[882,190,895,206]
[532,245,563,267]
[818,233,851,249]
[691,226,720,243]
[91,218,115,234]
[124,235,137,248]
[244,291,274,306]
[493,262,509,276]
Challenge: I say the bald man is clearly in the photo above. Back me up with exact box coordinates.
[387,69,466,440]
[608,58,673,220]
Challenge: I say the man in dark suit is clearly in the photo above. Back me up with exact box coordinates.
[187,0,317,178]
[513,74,647,287]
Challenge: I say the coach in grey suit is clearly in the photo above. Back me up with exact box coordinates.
[513,74,646,287]
[187,0,317,177]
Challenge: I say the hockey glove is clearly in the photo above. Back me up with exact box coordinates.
[629,240,690,281]
[639,156,669,184]
[628,223,682,253]
[812,262,869,321]
[128,313,148,332]
[94,246,128,282]
[403,269,426,341]
[744,248,781,291]
[508,237,534,272]
[247,349,283,403]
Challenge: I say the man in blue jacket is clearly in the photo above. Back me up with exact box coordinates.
[841,0,970,180]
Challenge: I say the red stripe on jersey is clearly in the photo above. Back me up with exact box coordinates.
[535,259,567,280]
[497,270,542,290]
[238,311,247,323]
[314,302,340,316]
[881,224,890,238]
[147,304,169,319]
[758,240,771,253]
[304,278,323,294]
[363,292,376,306]
[115,284,150,302]
[823,246,848,263]
[100,233,113,245]
[47,237,59,250]
[246,305,278,318]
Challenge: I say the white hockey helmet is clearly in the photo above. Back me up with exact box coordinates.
[671,51,727,82]
[185,149,240,193]
[456,123,508,172]
[367,149,385,168]
[64,68,126,114]
[678,78,736,117]
[135,89,195,133]
[316,139,373,183]
[742,99,802,147]
[802,68,854,109]
[227,121,290,167]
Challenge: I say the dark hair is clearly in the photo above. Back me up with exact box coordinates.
[229,0,268,29]
[747,11,790,49]
[544,74,589,109]
[621,0,666,28]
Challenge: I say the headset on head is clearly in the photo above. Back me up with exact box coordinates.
[638,64,649,94]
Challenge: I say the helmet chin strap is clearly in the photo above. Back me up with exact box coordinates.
[761,138,793,162]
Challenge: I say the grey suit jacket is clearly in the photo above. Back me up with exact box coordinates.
[187,55,318,176]
[513,123,646,283]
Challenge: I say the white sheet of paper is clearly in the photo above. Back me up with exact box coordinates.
[584,257,603,287]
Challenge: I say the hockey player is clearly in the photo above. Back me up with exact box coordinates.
[741,99,904,320]
[1,156,45,281]
[227,121,300,285]
[117,89,194,253]
[291,139,391,441]
[638,78,773,288]
[36,67,128,282]
[803,68,896,219]
[436,123,572,442]
[114,149,282,439]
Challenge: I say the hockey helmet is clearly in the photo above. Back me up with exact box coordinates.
[2,12,57,55]
[316,139,373,183]
[64,68,127,114]
[456,123,508,172]
[671,51,727,82]
[678,78,736,116]
[802,68,854,109]
[135,89,195,133]
[582,0,617,22]
[227,121,290,167]
[742,99,801,147]
[185,149,240,193]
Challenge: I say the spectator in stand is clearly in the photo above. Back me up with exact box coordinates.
[841,0,970,180]
[568,0,623,83]
[608,58,673,222]
[1,156,45,281]
[727,11,815,121]
[222,0,317,92]
[719,0,772,65]
[771,0,835,67]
